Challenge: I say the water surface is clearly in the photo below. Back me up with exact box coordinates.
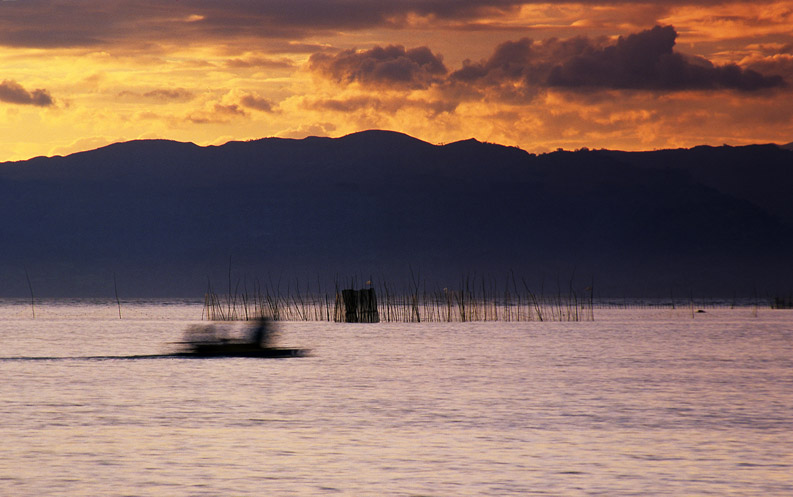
[1,301,791,496]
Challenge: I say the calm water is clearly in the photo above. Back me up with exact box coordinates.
[0,301,791,496]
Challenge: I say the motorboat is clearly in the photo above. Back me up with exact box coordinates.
[173,342,307,358]
[174,319,308,358]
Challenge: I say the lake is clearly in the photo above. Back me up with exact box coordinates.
[1,300,791,496]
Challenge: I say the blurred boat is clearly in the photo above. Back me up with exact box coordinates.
[174,319,308,358]
[173,342,307,358]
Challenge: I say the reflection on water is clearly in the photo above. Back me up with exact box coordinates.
[0,302,791,496]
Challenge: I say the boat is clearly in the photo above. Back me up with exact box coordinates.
[173,342,307,358]
[174,319,308,358]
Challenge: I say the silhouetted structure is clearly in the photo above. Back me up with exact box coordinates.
[335,288,380,323]
[772,295,793,309]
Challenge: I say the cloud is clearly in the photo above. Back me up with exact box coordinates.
[449,25,787,98]
[448,37,552,101]
[309,45,447,89]
[0,1,790,52]
[0,1,526,49]
[277,122,337,139]
[0,80,54,106]
[167,1,528,35]
[240,94,276,112]
[142,88,195,101]
[119,88,195,102]
[744,45,793,85]
[307,95,457,115]
[187,102,248,124]
[50,136,125,157]
[546,26,786,91]
[225,56,295,69]
[213,103,246,116]
[309,95,393,113]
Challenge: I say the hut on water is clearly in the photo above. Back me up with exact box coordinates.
[334,288,380,323]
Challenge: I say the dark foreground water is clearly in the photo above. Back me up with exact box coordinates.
[0,301,791,496]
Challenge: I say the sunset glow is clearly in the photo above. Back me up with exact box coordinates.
[1,1,791,161]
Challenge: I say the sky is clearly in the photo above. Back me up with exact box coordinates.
[1,1,792,162]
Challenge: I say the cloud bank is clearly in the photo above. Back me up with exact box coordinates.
[450,26,786,97]
[546,26,785,91]
[4,1,764,50]
[305,25,787,114]
[0,1,542,48]
[309,45,447,89]
[0,80,54,106]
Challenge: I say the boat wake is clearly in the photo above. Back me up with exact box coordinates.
[0,354,187,361]
[0,352,307,361]
[0,319,309,361]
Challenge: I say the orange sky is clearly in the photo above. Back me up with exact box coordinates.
[1,1,791,161]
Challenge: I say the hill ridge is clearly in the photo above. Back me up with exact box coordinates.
[1,131,791,297]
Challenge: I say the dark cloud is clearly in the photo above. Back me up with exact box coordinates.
[452,38,533,83]
[213,103,246,116]
[143,88,195,101]
[0,1,536,49]
[450,26,787,97]
[240,94,275,112]
[187,102,247,124]
[0,1,486,48]
[547,26,786,91]
[172,1,527,34]
[449,37,558,101]
[117,88,195,102]
[0,1,785,54]
[747,55,793,86]
[0,80,54,106]
[0,2,156,48]
[309,45,447,89]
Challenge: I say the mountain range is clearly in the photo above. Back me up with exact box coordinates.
[1,130,791,297]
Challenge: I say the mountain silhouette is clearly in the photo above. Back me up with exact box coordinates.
[1,131,791,297]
